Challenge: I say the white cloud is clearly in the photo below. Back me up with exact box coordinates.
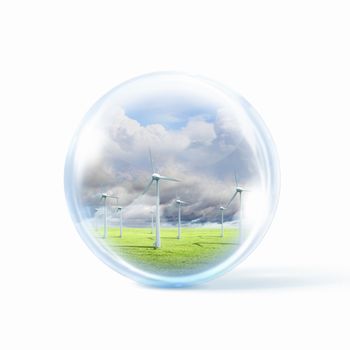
[181,117,216,146]
[106,108,191,163]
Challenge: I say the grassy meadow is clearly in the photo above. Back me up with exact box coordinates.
[95,226,239,275]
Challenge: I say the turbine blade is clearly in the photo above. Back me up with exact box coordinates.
[226,191,238,207]
[148,148,155,173]
[158,175,180,182]
[142,179,154,194]
[234,170,238,187]
[110,195,119,205]
[113,196,119,206]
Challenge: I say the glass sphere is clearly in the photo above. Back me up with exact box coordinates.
[64,72,280,287]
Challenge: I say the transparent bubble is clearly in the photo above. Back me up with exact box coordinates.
[64,72,280,287]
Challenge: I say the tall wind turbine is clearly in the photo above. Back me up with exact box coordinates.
[175,196,188,239]
[100,193,119,239]
[219,205,226,238]
[226,172,248,244]
[142,150,180,248]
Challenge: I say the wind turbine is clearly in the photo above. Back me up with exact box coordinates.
[218,204,227,238]
[142,150,180,248]
[175,196,189,239]
[100,193,119,239]
[225,172,248,244]
[115,205,123,238]
[94,207,104,232]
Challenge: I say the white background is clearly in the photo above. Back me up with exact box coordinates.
[1,1,350,349]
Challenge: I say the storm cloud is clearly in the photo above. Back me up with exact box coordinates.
[76,106,261,226]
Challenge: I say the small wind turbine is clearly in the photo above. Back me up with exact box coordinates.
[94,207,104,232]
[219,204,226,238]
[142,149,180,248]
[115,205,123,238]
[226,172,248,244]
[100,193,119,239]
[175,196,189,239]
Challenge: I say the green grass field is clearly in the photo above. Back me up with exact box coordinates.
[95,227,239,275]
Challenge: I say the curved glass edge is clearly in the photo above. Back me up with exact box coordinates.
[64,71,281,288]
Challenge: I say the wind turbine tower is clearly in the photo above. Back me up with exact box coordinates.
[150,210,154,234]
[100,193,118,239]
[175,198,188,239]
[225,172,248,244]
[142,150,180,248]
[116,206,123,238]
[219,205,226,238]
